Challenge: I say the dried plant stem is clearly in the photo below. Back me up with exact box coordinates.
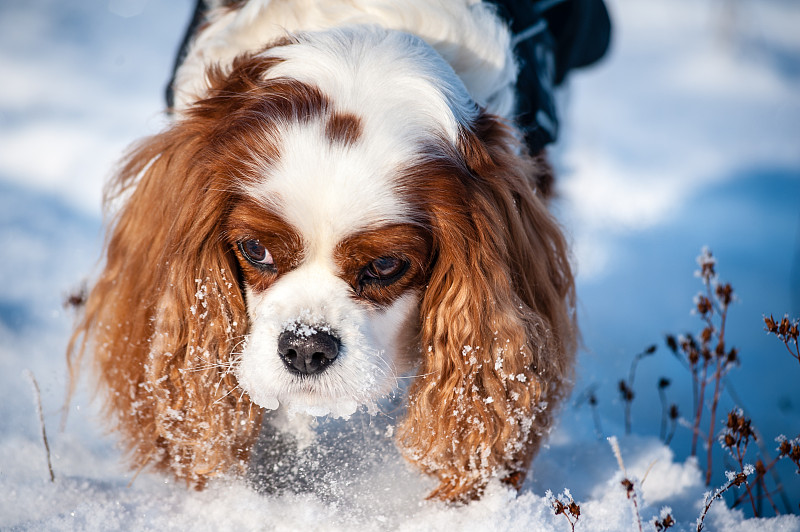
[705,357,723,485]
[25,370,55,483]
[591,402,604,440]
[658,387,668,440]
[690,365,699,438]
[756,475,780,516]
[575,386,603,440]
[629,488,643,532]
[624,397,632,435]
[732,436,758,515]
[786,341,800,363]
[621,346,656,435]
[697,476,743,532]
[691,362,708,457]
[664,417,677,446]
[704,291,732,486]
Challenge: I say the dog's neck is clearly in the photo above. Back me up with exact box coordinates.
[171,0,517,118]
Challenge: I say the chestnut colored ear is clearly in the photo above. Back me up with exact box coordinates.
[67,116,260,485]
[67,49,333,485]
[398,113,576,502]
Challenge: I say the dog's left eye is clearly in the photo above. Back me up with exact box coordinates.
[362,256,409,285]
[238,239,276,271]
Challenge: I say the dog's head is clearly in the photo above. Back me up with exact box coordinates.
[71,27,575,501]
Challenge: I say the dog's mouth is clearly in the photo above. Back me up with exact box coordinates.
[244,382,365,420]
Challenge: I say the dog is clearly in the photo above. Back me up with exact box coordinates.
[69,0,606,503]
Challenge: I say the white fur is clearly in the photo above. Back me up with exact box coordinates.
[263,28,477,145]
[173,0,517,119]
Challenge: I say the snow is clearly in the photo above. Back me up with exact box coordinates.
[2,0,799,530]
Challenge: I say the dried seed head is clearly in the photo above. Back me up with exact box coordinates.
[568,501,581,518]
[779,317,791,336]
[716,283,733,306]
[696,295,713,316]
[621,478,634,497]
[779,440,792,457]
[666,335,678,353]
[726,409,756,443]
[764,315,778,333]
[715,341,726,357]
[654,513,676,531]
[696,248,717,283]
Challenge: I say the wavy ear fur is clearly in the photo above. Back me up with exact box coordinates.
[65,56,293,485]
[398,113,576,502]
[66,123,260,485]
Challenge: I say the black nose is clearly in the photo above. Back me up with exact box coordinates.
[277,328,341,375]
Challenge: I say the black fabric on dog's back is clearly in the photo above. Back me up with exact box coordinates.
[493,0,611,152]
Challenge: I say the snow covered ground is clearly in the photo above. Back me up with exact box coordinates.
[1,0,799,530]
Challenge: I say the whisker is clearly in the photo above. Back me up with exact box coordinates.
[395,370,437,380]
[212,383,242,406]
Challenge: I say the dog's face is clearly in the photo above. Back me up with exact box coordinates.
[74,23,576,502]
[227,153,433,417]
[216,29,470,416]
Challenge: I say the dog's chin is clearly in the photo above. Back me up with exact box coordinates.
[235,335,396,419]
[237,371,389,419]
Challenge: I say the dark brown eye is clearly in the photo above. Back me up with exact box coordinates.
[238,239,275,270]
[362,256,409,285]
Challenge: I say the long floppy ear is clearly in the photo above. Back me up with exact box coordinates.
[398,113,576,502]
[67,106,261,486]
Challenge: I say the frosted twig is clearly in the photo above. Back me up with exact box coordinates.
[696,466,752,531]
[608,436,643,532]
[545,489,581,532]
[25,370,55,483]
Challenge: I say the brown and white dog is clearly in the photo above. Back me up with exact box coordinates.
[69,0,576,503]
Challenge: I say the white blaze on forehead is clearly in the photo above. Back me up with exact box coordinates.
[241,28,479,252]
[264,28,477,146]
[245,118,410,256]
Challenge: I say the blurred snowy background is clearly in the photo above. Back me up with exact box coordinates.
[1,0,799,530]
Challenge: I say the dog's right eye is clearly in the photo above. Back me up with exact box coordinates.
[361,256,409,286]
[238,239,276,271]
